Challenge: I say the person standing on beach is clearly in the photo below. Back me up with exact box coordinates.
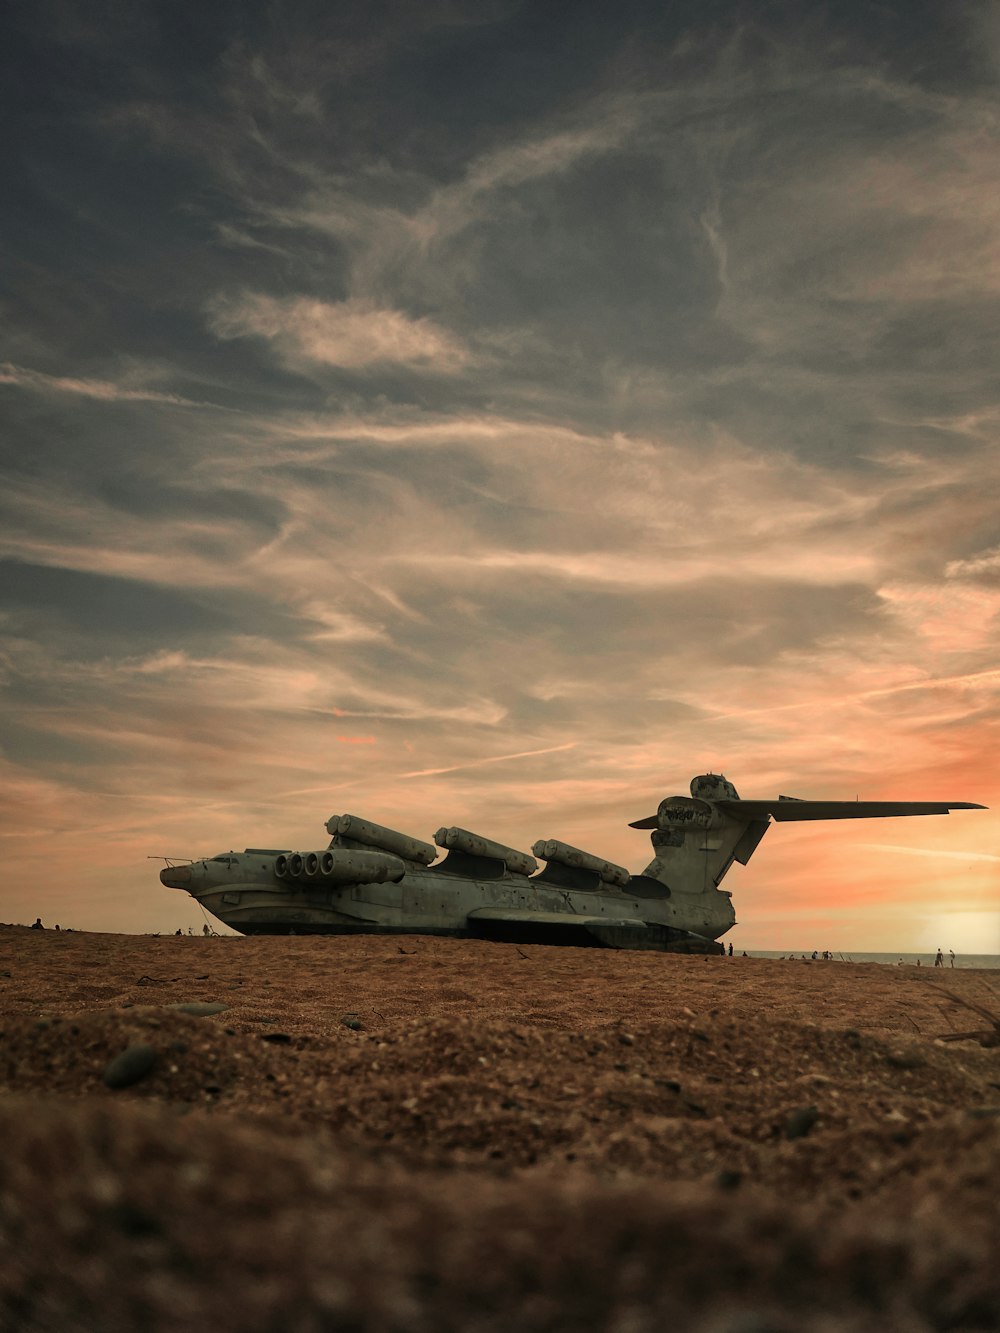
[934,948,944,967]
[949,949,955,967]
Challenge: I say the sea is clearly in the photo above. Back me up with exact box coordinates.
[748,951,1000,969]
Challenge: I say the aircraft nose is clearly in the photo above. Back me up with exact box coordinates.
[160,864,192,889]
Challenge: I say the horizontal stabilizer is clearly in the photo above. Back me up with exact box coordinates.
[629,799,985,828]
[717,799,986,822]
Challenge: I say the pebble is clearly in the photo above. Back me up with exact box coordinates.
[103,1043,157,1090]
[169,1002,229,1017]
[785,1105,820,1141]
[886,1050,925,1070]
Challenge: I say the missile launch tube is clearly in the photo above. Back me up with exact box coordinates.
[434,826,537,877]
[329,814,437,865]
[531,838,630,887]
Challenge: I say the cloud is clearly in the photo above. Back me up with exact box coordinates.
[398,741,577,779]
[946,546,1000,580]
[207,293,473,371]
[0,362,229,409]
[3,2,999,940]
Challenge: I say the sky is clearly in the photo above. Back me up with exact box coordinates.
[1,0,997,951]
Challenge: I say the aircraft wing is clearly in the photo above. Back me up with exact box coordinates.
[467,908,647,929]
[629,799,985,828]
[719,799,986,822]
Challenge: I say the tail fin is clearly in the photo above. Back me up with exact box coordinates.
[639,795,770,893]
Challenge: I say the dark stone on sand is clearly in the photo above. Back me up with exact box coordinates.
[109,1202,163,1238]
[169,1002,229,1017]
[103,1043,157,1089]
[655,1078,682,1094]
[342,1018,365,1031]
[260,1032,292,1044]
[886,1049,925,1069]
[785,1105,819,1141]
[716,1169,742,1191]
[966,1106,1000,1119]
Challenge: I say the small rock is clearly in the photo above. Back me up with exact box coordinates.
[785,1105,820,1141]
[342,1018,365,1031]
[716,1169,742,1191]
[886,1049,925,1070]
[169,1002,229,1017]
[260,1032,292,1044]
[966,1106,1000,1120]
[103,1043,157,1090]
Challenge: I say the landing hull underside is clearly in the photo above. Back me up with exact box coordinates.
[189,886,724,953]
[223,917,722,953]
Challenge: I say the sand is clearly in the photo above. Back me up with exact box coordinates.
[1,926,998,1331]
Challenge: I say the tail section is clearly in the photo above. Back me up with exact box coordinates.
[630,770,985,897]
[638,777,771,895]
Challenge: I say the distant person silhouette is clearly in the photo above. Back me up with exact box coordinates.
[949,949,955,968]
[202,924,210,937]
[934,948,944,967]
[728,943,733,956]
[30,917,44,930]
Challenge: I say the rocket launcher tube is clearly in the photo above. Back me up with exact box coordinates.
[531,838,630,887]
[434,826,537,877]
[328,815,437,865]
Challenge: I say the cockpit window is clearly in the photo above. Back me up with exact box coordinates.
[210,856,232,864]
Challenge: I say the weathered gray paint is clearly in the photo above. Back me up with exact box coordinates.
[158,774,985,951]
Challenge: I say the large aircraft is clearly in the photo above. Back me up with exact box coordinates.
[158,773,985,951]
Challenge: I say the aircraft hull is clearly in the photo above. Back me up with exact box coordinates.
[172,861,730,953]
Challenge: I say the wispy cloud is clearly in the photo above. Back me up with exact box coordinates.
[0,362,232,409]
[398,741,577,779]
[2,2,998,941]
[208,294,472,370]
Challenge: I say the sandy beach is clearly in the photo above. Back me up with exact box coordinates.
[2,925,998,1330]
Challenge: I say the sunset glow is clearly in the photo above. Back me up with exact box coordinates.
[1,4,997,948]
